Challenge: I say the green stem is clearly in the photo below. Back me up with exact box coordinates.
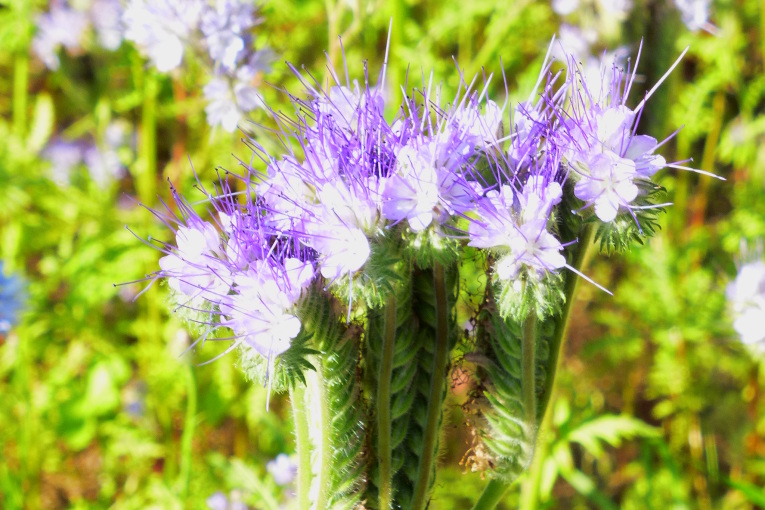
[179,365,197,500]
[311,361,333,510]
[537,222,596,419]
[521,309,537,436]
[377,293,397,509]
[290,384,312,510]
[13,52,28,138]
[519,390,554,510]
[472,479,512,510]
[411,262,451,510]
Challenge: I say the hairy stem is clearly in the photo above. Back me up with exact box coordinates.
[310,361,333,510]
[522,309,537,434]
[290,383,311,510]
[377,293,397,509]
[411,262,451,510]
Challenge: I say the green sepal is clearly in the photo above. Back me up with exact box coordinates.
[495,272,565,322]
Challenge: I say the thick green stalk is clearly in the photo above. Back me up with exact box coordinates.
[519,387,555,510]
[537,222,596,419]
[472,479,512,510]
[290,384,312,510]
[410,262,451,510]
[377,293,397,510]
[309,361,333,510]
[179,365,197,500]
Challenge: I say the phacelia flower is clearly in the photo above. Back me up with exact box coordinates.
[558,47,689,222]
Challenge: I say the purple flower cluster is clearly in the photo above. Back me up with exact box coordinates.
[148,40,698,363]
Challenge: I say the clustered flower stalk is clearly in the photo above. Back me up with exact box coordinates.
[139,37,714,509]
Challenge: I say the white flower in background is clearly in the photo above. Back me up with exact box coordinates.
[727,242,765,349]
[201,0,260,70]
[674,0,711,31]
[552,0,580,16]
[123,0,204,72]
[90,0,123,50]
[32,3,89,70]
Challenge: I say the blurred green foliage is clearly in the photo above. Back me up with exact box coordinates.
[0,0,764,508]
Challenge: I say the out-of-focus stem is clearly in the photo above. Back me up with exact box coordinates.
[138,71,158,204]
[13,53,28,138]
[179,365,197,500]
[472,478,512,510]
[689,90,726,231]
[411,262,450,510]
[377,293,397,509]
[290,383,311,510]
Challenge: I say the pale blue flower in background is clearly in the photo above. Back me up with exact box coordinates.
[206,491,247,510]
[44,139,86,185]
[267,454,297,486]
[32,2,88,70]
[0,262,25,334]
